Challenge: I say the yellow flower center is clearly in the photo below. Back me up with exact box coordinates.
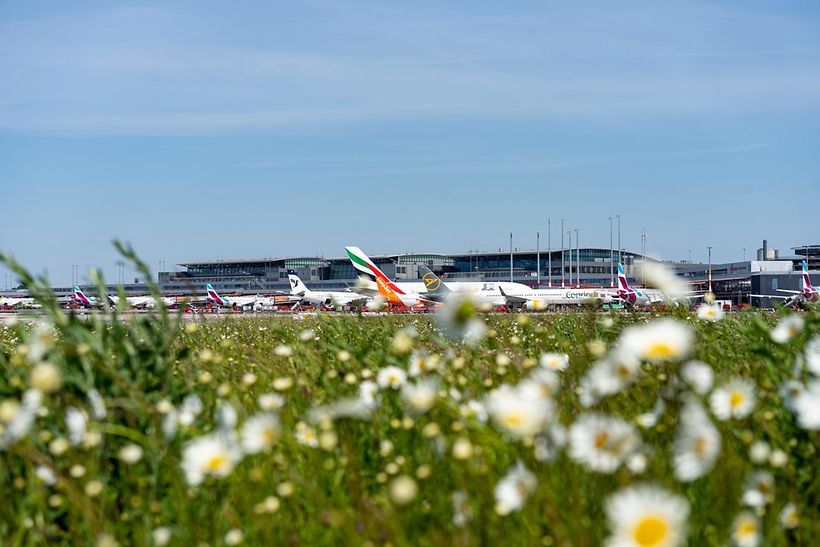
[262,428,277,444]
[737,519,757,538]
[729,391,745,409]
[693,436,708,457]
[632,515,669,546]
[594,431,609,449]
[644,343,676,360]
[206,453,228,472]
[502,413,524,428]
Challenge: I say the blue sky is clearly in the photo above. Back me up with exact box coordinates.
[2,0,819,286]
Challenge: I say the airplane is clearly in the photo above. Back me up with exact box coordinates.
[416,266,616,310]
[610,263,665,306]
[344,247,436,308]
[72,285,105,308]
[105,292,175,310]
[751,260,818,307]
[287,270,369,309]
[204,283,277,311]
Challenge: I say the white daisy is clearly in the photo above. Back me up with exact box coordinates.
[540,352,569,371]
[118,443,144,465]
[485,385,553,438]
[779,502,799,529]
[742,470,774,508]
[519,368,561,400]
[791,379,820,430]
[615,319,694,363]
[494,461,537,515]
[1,389,42,448]
[578,354,640,406]
[672,399,721,482]
[435,293,486,345]
[696,303,724,322]
[730,511,761,547]
[257,393,285,412]
[295,423,319,448]
[460,400,488,423]
[65,407,87,446]
[401,378,439,415]
[748,441,771,465]
[569,413,640,473]
[604,483,690,547]
[680,361,714,395]
[240,413,281,454]
[358,380,379,407]
[308,397,373,423]
[377,366,407,390]
[408,351,439,377]
[180,434,243,486]
[770,315,804,344]
[709,378,756,420]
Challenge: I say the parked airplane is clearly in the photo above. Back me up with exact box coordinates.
[751,261,818,306]
[73,285,104,308]
[0,296,37,309]
[204,283,273,311]
[287,270,369,309]
[106,292,175,310]
[344,247,434,308]
[611,263,665,306]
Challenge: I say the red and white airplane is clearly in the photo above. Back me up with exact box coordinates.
[752,261,818,306]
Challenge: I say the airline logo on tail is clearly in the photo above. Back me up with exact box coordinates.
[205,283,228,306]
[801,260,819,301]
[344,247,406,295]
[615,263,647,305]
[287,270,310,296]
[422,272,441,291]
[73,285,95,306]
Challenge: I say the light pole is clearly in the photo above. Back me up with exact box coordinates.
[616,214,621,265]
[688,249,692,263]
[743,247,746,261]
[567,230,573,286]
[536,232,540,285]
[609,216,614,287]
[561,219,565,288]
[574,228,580,287]
[548,218,552,287]
[707,246,713,293]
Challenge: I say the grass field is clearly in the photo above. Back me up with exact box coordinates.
[0,252,818,546]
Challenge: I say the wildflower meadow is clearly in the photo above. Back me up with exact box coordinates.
[0,249,818,546]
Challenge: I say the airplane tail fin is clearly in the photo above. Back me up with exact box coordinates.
[206,283,224,303]
[617,263,631,291]
[287,270,311,295]
[802,260,812,290]
[418,265,451,296]
[345,246,405,294]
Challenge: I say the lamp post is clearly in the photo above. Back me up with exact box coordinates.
[567,230,573,286]
[609,216,614,287]
[616,214,621,265]
[708,246,713,293]
[561,219,565,288]
[574,228,580,287]
[537,232,540,285]
[548,218,552,287]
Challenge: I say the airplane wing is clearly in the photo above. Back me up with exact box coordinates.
[497,287,528,305]
[749,294,791,300]
[775,289,801,294]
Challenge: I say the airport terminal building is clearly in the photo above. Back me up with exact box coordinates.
[158,248,648,294]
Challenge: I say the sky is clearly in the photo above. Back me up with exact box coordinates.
[2,0,819,287]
